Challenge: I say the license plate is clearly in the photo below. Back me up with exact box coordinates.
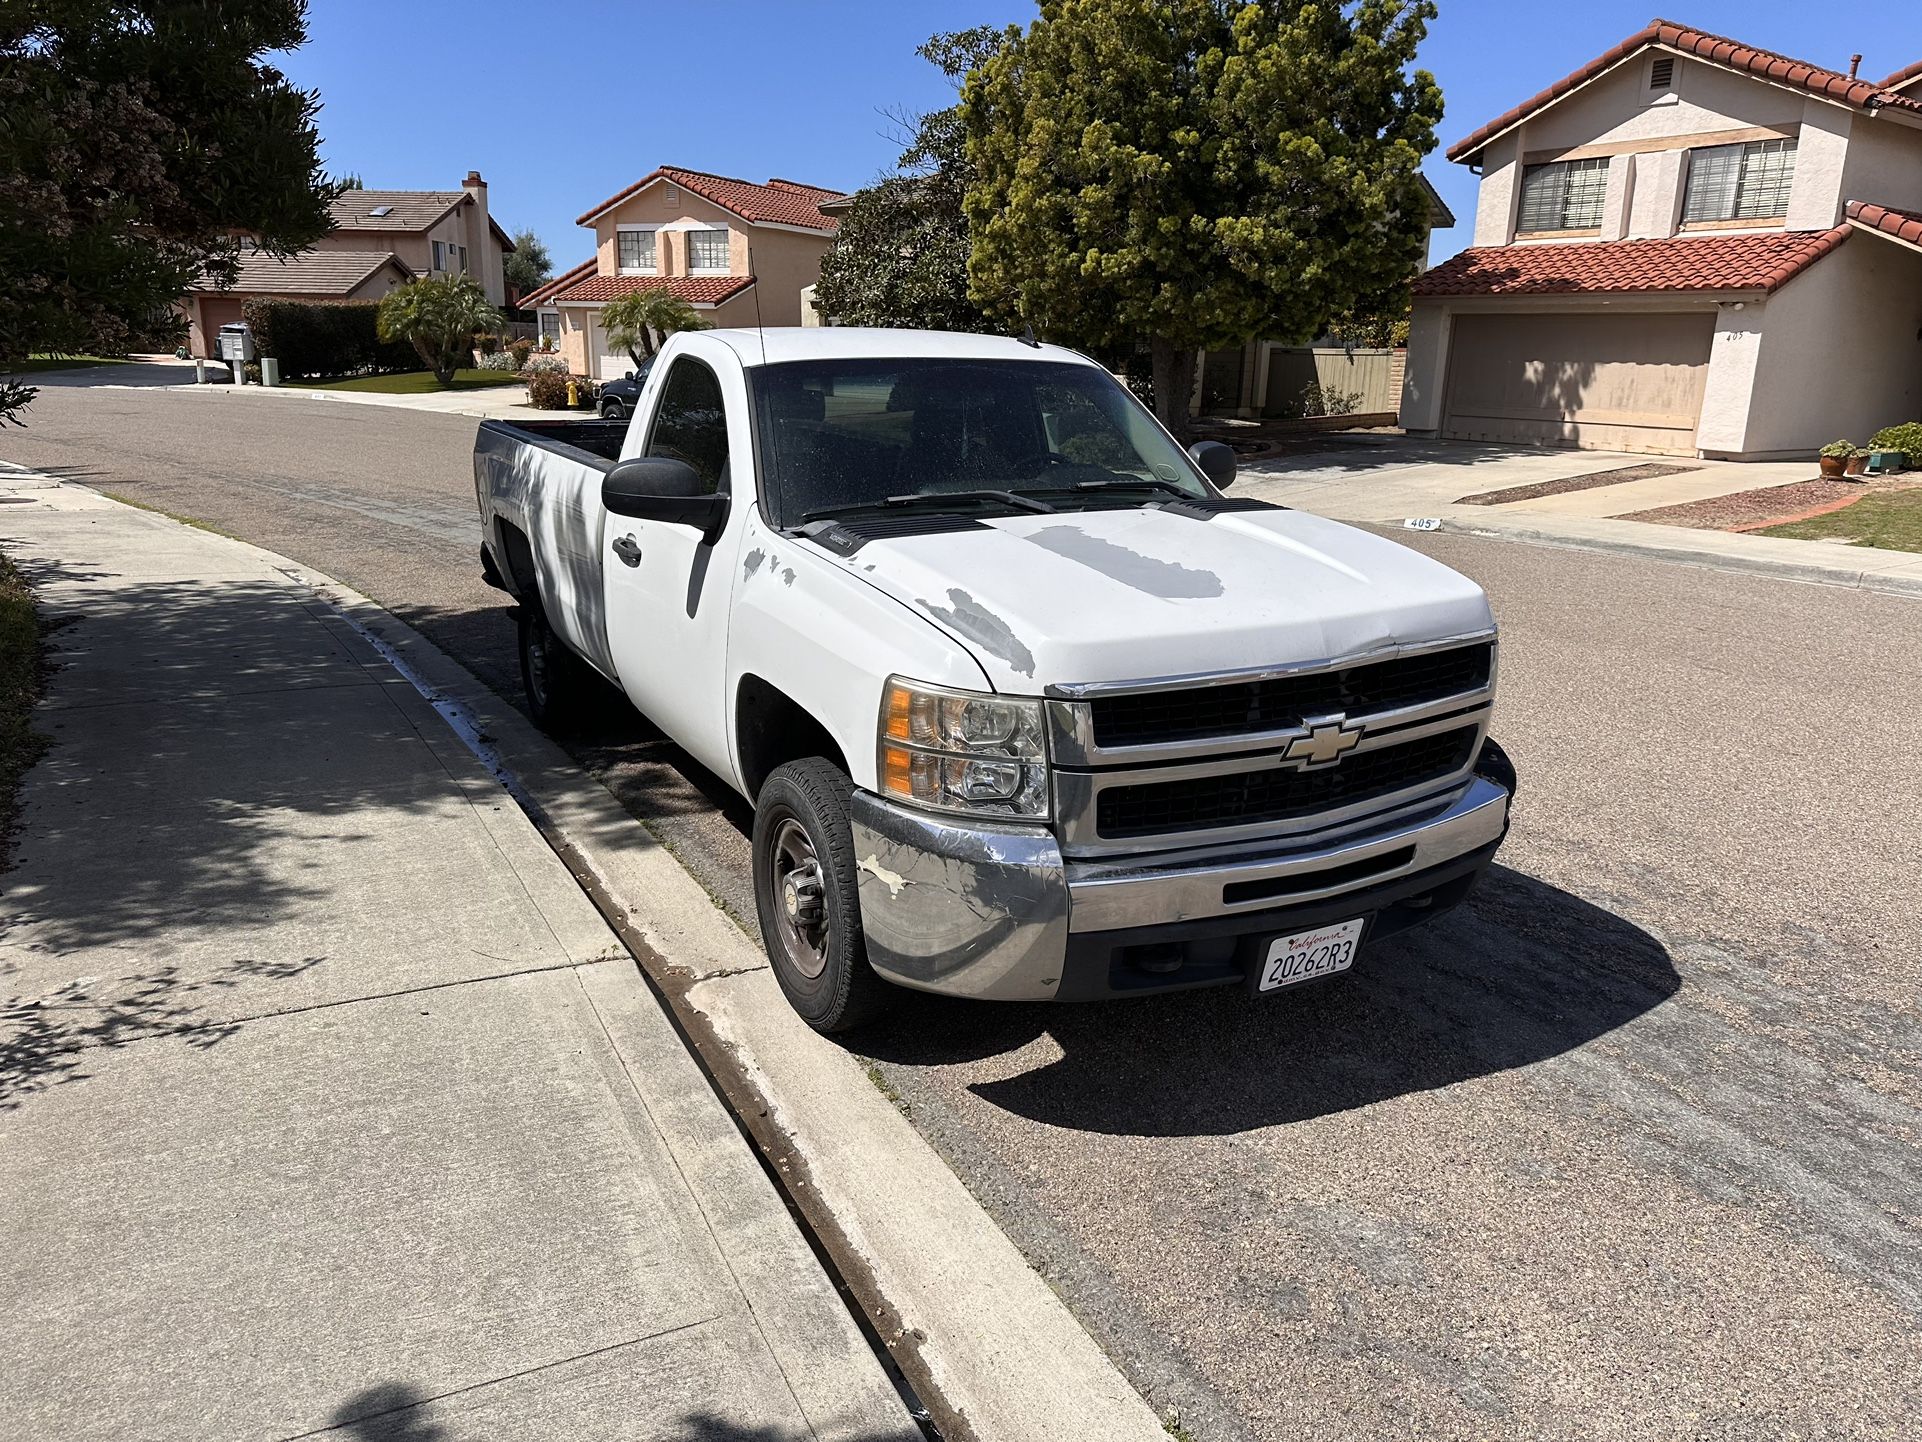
[1257,918,1366,993]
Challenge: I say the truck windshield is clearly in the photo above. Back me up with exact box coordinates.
[750,358,1211,527]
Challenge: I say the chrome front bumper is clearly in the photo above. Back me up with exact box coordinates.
[849,776,1512,1001]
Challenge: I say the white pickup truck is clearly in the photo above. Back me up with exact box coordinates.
[474,329,1515,1031]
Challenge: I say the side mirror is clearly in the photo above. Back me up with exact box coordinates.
[624,371,636,381]
[1189,440,1237,490]
[602,457,730,544]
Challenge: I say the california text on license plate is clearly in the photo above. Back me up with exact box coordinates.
[1257,918,1366,993]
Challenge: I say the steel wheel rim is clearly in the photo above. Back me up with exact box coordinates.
[525,619,551,707]
[770,817,830,980]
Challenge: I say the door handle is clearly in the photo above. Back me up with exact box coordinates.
[611,534,642,567]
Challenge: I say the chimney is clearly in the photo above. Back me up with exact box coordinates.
[1849,54,1863,79]
[460,170,496,303]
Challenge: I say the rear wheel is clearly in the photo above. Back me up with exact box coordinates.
[752,759,895,1033]
[517,605,585,732]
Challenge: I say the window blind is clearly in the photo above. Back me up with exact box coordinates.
[689,230,730,270]
[1518,157,1610,232]
[1684,140,1796,222]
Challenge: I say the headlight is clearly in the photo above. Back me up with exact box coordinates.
[878,677,1050,820]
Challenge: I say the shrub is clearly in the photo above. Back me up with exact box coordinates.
[1819,438,1857,459]
[507,338,534,370]
[242,299,416,380]
[522,353,568,377]
[525,370,575,409]
[1869,422,1922,466]
[477,351,515,372]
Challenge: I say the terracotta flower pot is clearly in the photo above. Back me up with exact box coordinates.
[1819,455,1847,478]
[1845,454,1868,476]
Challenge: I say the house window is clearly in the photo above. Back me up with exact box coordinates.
[688,229,730,272]
[432,240,445,270]
[1516,157,1611,234]
[538,310,561,344]
[617,228,657,272]
[1683,139,1797,224]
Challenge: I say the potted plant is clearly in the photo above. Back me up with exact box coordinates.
[1818,439,1855,477]
[1846,447,1870,477]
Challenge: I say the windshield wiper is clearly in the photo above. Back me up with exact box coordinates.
[1064,477,1194,498]
[803,489,1054,522]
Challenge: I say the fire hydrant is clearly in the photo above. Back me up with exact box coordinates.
[565,379,579,408]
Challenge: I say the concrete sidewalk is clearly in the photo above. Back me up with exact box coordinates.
[0,471,917,1442]
[1235,437,1922,595]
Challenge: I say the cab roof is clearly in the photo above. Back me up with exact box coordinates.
[697,327,1097,369]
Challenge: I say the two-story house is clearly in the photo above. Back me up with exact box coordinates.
[182,171,514,356]
[519,167,846,381]
[1401,19,1922,459]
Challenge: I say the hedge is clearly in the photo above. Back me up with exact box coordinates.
[240,299,418,381]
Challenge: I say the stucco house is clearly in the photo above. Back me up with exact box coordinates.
[519,166,846,380]
[182,171,513,356]
[1401,19,1922,459]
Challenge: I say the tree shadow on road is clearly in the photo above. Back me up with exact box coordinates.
[856,865,1679,1136]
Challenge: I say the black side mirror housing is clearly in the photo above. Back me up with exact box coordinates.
[602,457,730,544]
[1189,440,1237,490]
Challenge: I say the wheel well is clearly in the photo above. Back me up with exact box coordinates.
[495,519,540,603]
[736,675,850,800]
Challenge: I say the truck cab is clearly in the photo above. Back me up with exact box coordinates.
[475,328,1514,1031]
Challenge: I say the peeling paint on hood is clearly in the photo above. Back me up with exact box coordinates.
[829,505,1493,692]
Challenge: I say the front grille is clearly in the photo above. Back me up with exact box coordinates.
[1095,727,1478,839]
[1089,643,1492,749]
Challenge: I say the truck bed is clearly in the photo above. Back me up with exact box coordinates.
[478,417,628,465]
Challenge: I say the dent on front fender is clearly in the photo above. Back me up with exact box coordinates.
[848,791,1069,1001]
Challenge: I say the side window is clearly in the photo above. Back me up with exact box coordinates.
[645,358,729,494]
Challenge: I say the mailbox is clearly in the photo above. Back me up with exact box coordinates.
[216,322,256,365]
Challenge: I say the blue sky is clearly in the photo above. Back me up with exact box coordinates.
[283,1,1920,273]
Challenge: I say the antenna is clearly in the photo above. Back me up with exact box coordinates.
[1017,321,1040,349]
[747,245,769,366]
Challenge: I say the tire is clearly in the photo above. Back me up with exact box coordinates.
[516,604,585,733]
[599,397,626,421]
[752,759,896,1033]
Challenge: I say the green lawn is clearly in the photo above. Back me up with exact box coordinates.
[1755,487,1922,554]
[18,354,127,373]
[304,369,525,394]
[1,550,48,866]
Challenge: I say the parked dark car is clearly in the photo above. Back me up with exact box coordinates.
[597,355,655,420]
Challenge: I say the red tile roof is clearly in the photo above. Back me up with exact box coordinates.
[1448,19,1922,162]
[517,257,597,309]
[1412,228,1850,299]
[1879,59,1922,93]
[532,272,757,308]
[1846,200,1922,249]
[576,167,846,230]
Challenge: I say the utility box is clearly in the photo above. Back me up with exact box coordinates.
[216,322,256,367]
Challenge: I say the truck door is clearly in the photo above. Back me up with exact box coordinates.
[600,350,743,781]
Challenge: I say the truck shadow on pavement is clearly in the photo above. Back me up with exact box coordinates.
[857,865,1680,1136]
[320,1385,909,1441]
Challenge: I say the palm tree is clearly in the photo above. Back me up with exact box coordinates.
[375,274,502,385]
[600,288,711,367]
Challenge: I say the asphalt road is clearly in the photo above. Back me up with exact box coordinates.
[7,382,1921,1442]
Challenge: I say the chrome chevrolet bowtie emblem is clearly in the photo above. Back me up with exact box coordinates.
[1283,716,1365,768]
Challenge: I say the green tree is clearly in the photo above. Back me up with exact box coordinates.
[0,0,338,420]
[600,288,711,367]
[814,28,1005,331]
[963,0,1443,436]
[376,274,502,385]
[503,227,553,304]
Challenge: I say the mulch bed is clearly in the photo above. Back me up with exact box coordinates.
[1456,462,1698,506]
[1614,478,1870,530]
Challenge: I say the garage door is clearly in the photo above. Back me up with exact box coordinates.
[589,318,634,384]
[195,297,246,358]
[1443,312,1714,455]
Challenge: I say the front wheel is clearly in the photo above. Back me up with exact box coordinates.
[752,759,895,1033]
[599,397,626,421]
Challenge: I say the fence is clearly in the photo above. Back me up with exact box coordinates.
[1261,346,1398,419]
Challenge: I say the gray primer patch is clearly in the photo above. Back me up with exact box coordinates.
[918,588,1036,677]
[781,567,796,587]
[1026,524,1223,599]
[743,547,766,578]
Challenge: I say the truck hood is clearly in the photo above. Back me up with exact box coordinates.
[829,506,1493,693]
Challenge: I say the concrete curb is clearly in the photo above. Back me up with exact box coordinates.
[1438,514,1922,599]
[151,374,540,421]
[48,479,1169,1442]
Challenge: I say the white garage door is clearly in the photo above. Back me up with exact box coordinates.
[1443,312,1714,455]
[588,317,633,383]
